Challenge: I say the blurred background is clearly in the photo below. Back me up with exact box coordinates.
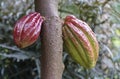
[0,0,120,79]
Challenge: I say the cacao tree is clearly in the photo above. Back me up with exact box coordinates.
[1,0,120,79]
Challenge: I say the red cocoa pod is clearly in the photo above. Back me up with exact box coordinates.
[13,12,44,48]
[63,15,99,69]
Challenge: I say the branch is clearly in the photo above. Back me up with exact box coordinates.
[35,0,64,79]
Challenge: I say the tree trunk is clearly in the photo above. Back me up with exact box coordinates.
[35,0,64,79]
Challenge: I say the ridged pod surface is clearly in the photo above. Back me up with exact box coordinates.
[13,12,44,48]
[63,15,99,69]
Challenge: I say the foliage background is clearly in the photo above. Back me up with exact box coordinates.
[0,0,120,79]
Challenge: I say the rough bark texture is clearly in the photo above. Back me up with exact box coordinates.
[35,0,64,79]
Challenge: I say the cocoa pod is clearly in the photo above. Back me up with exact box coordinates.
[63,15,99,69]
[13,12,44,48]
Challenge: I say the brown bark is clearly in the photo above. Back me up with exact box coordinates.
[35,0,64,79]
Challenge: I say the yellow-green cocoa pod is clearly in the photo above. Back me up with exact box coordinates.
[63,15,99,69]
